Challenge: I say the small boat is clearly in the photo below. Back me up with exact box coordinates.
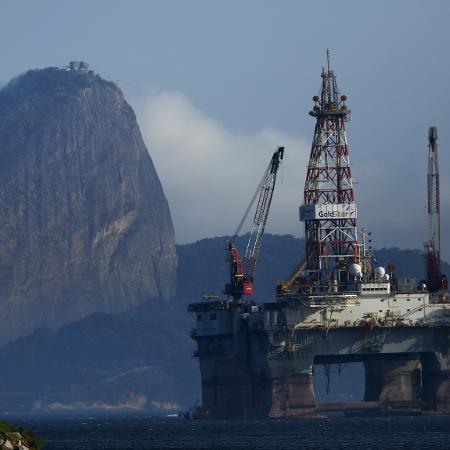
[183,405,211,420]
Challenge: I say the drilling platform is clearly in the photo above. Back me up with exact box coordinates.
[188,55,450,418]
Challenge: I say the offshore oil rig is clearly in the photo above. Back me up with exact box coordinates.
[188,54,450,418]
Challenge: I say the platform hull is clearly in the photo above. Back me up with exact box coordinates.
[193,317,450,418]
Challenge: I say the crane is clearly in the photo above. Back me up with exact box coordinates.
[224,146,284,301]
[426,127,447,292]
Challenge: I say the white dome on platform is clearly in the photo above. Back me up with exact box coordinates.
[375,267,386,279]
[349,263,362,277]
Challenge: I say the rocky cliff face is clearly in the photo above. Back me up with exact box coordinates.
[0,66,177,344]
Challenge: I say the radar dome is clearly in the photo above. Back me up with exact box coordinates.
[383,274,390,282]
[349,263,362,277]
[375,267,386,279]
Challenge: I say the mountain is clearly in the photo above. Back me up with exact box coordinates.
[0,66,177,345]
[0,234,443,413]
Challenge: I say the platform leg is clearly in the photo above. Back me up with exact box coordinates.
[421,353,450,412]
[364,357,422,402]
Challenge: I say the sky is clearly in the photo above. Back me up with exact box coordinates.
[1,0,450,259]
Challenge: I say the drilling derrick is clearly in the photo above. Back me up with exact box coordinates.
[426,127,446,292]
[300,52,357,292]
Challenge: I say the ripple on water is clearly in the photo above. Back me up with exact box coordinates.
[7,415,450,450]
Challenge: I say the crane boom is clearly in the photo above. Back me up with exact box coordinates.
[244,147,284,279]
[224,146,284,301]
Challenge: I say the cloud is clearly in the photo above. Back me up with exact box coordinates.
[138,92,310,243]
[137,91,450,262]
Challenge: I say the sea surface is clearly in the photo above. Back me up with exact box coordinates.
[9,414,450,450]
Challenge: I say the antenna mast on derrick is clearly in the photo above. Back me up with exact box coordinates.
[426,127,447,292]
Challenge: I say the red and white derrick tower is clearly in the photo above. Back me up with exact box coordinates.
[426,127,447,292]
[300,52,357,291]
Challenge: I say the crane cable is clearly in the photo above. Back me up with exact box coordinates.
[231,160,272,241]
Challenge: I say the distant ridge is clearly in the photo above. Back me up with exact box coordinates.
[176,234,444,305]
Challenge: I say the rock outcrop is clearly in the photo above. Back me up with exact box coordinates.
[0,420,41,450]
[0,65,177,344]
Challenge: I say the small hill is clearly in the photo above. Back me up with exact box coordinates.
[0,301,198,413]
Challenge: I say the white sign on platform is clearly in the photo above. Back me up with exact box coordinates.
[299,203,357,221]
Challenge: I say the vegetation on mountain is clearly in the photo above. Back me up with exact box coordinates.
[0,420,42,450]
